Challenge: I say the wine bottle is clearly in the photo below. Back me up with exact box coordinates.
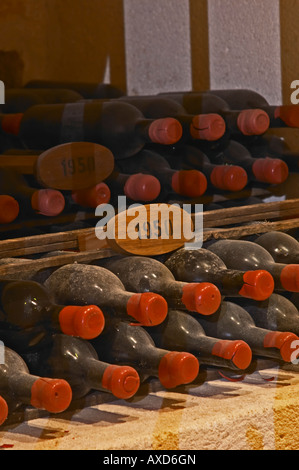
[157,91,270,136]
[43,263,169,326]
[145,309,252,371]
[201,89,299,129]
[0,88,83,113]
[70,182,111,208]
[207,239,299,292]
[90,320,199,389]
[156,143,248,192]
[212,140,289,185]
[115,148,208,198]
[0,396,8,426]
[253,231,299,265]
[0,195,19,223]
[21,333,140,400]
[25,80,125,99]
[0,101,183,159]
[0,279,105,340]
[244,134,299,171]
[97,255,222,316]
[164,247,274,301]
[197,300,299,363]
[0,169,66,217]
[116,95,226,142]
[232,293,299,337]
[0,346,72,413]
[105,170,161,202]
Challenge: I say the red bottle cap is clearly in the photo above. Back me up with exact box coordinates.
[264,331,299,362]
[171,169,208,197]
[59,305,105,339]
[102,365,140,399]
[210,165,248,191]
[31,189,65,216]
[0,195,20,223]
[0,396,8,426]
[239,270,275,301]
[190,114,226,141]
[127,292,168,326]
[148,118,183,145]
[212,340,252,370]
[280,264,299,292]
[1,113,23,135]
[158,351,199,389]
[274,105,299,128]
[31,378,72,413]
[237,109,270,135]
[252,157,289,184]
[181,282,221,315]
[71,182,111,208]
[124,173,161,201]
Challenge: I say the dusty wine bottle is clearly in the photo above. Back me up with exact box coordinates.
[0,346,72,414]
[145,308,252,371]
[156,143,248,192]
[116,95,226,142]
[21,333,140,400]
[164,247,274,301]
[43,263,169,326]
[115,148,208,198]
[208,239,299,293]
[0,101,183,159]
[90,320,200,389]
[253,231,299,265]
[105,169,161,202]
[196,300,299,363]
[157,91,270,136]
[97,255,222,315]
[0,279,106,340]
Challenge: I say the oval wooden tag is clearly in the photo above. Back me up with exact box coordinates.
[36,142,115,190]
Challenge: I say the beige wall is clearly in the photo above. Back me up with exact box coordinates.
[0,0,297,106]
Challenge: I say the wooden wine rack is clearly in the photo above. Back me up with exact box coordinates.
[1,194,299,449]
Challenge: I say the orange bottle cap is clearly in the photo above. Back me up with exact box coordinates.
[239,270,274,301]
[59,305,105,339]
[190,114,226,141]
[0,195,20,224]
[158,351,199,389]
[0,396,8,426]
[127,292,168,326]
[148,118,183,145]
[212,340,252,370]
[71,182,111,208]
[210,165,248,191]
[280,264,299,292]
[264,331,299,362]
[31,378,72,413]
[102,365,140,399]
[31,189,65,216]
[171,169,207,197]
[181,282,221,315]
[124,173,161,201]
[252,158,289,184]
[274,105,299,128]
[1,113,23,135]
[237,109,270,136]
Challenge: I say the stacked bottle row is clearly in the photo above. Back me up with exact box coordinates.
[1,230,299,424]
[0,84,297,230]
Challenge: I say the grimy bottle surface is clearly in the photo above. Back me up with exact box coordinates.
[145,309,252,371]
[165,247,274,301]
[43,263,168,327]
[208,239,299,293]
[197,300,299,363]
[90,320,199,389]
[22,333,140,400]
[99,255,222,316]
